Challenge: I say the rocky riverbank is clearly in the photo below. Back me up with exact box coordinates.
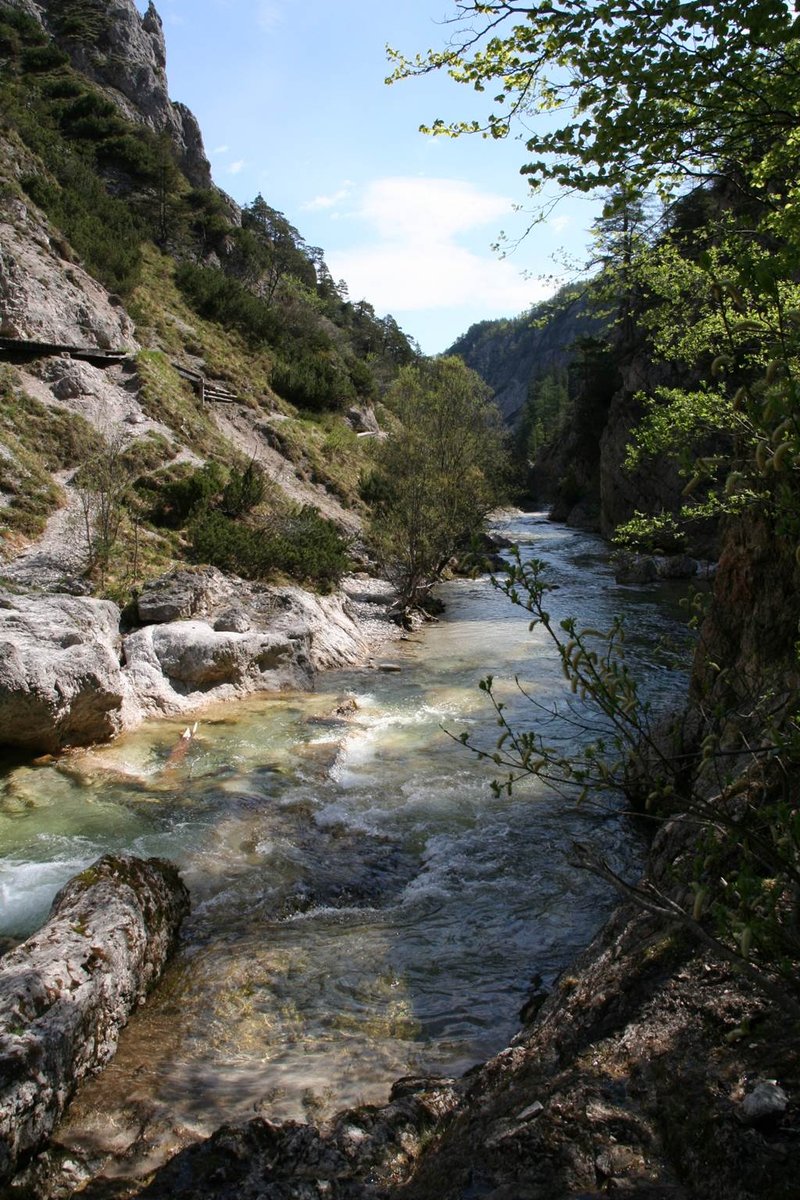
[119,813,800,1200]
[0,566,402,756]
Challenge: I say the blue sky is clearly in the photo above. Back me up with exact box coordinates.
[136,0,597,353]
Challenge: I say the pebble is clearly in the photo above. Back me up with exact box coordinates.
[740,1080,789,1124]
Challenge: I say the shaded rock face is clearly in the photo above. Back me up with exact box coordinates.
[0,854,189,1183]
[136,1077,461,1200]
[0,591,127,753]
[17,0,212,188]
[450,297,604,423]
[693,513,800,713]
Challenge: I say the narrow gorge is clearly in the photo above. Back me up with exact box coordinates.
[1,1,800,1197]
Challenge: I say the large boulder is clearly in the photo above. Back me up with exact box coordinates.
[0,592,128,753]
[125,620,311,693]
[136,566,232,625]
[0,854,189,1182]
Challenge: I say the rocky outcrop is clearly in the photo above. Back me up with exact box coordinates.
[0,591,128,753]
[449,292,604,423]
[0,188,137,349]
[14,0,213,189]
[135,1076,461,1200]
[0,570,394,753]
[0,854,189,1183]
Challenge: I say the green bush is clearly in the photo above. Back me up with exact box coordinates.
[20,43,69,73]
[221,461,267,518]
[188,505,348,589]
[175,262,279,343]
[21,161,144,295]
[153,461,227,527]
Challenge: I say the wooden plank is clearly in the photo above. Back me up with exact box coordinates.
[0,336,129,364]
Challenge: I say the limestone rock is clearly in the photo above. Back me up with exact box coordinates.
[0,592,128,753]
[136,566,231,624]
[146,621,310,691]
[213,606,252,633]
[0,190,137,349]
[38,0,213,189]
[0,854,189,1182]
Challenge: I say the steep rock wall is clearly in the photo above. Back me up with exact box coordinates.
[4,0,212,188]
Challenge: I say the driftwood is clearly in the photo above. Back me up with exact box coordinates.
[0,854,189,1182]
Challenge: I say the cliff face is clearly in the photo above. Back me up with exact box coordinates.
[449,292,604,423]
[5,0,211,187]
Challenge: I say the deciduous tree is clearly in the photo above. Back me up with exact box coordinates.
[367,357,508,614]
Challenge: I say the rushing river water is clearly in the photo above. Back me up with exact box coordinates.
[0,514,694,1181]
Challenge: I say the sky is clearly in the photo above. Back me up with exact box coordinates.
[134,0,598,354]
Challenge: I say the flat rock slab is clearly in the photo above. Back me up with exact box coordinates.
[0,854,189,1182]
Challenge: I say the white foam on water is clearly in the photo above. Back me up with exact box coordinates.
[0,852,96,937]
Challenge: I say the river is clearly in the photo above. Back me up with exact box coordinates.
[0,514,693,1184]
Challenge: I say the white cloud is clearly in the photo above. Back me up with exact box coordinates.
[227,159,246,175]
[302,186,352,212]
[325,177,544,316]
[359,177,511,243]
[213,144,230,156]
[548,214,572,234]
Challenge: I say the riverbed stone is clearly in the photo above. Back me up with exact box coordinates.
[136,1076,461,1199]
[0,854,189,1183]
[0,591,127,753]
[740,1080,789,1125]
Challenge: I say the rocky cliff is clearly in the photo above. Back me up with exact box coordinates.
[5,0,212,187]
[449,288,604,424]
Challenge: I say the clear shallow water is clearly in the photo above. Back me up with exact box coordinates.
[0,514,694,1166]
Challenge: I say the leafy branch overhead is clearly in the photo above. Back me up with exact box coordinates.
[389,1,800,197]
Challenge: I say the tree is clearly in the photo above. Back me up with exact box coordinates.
[389,1,800,200]
[367,357,509,614]
[74,435,133,586]
[240,195,316,303]
[394,2,800,1010]
[393,1,800,543]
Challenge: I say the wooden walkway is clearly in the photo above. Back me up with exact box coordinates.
[0,335,129,366]
[173,363,237,403]
[0,337,238,403]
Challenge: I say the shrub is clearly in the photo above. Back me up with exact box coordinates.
[153,461,227,527]
[221,461,268,518]
[188,505,348,589]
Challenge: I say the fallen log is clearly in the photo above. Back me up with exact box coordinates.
[0,854,189,1182]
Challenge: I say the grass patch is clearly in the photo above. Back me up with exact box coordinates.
[0,370,105,546]
[135,350,227,458]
